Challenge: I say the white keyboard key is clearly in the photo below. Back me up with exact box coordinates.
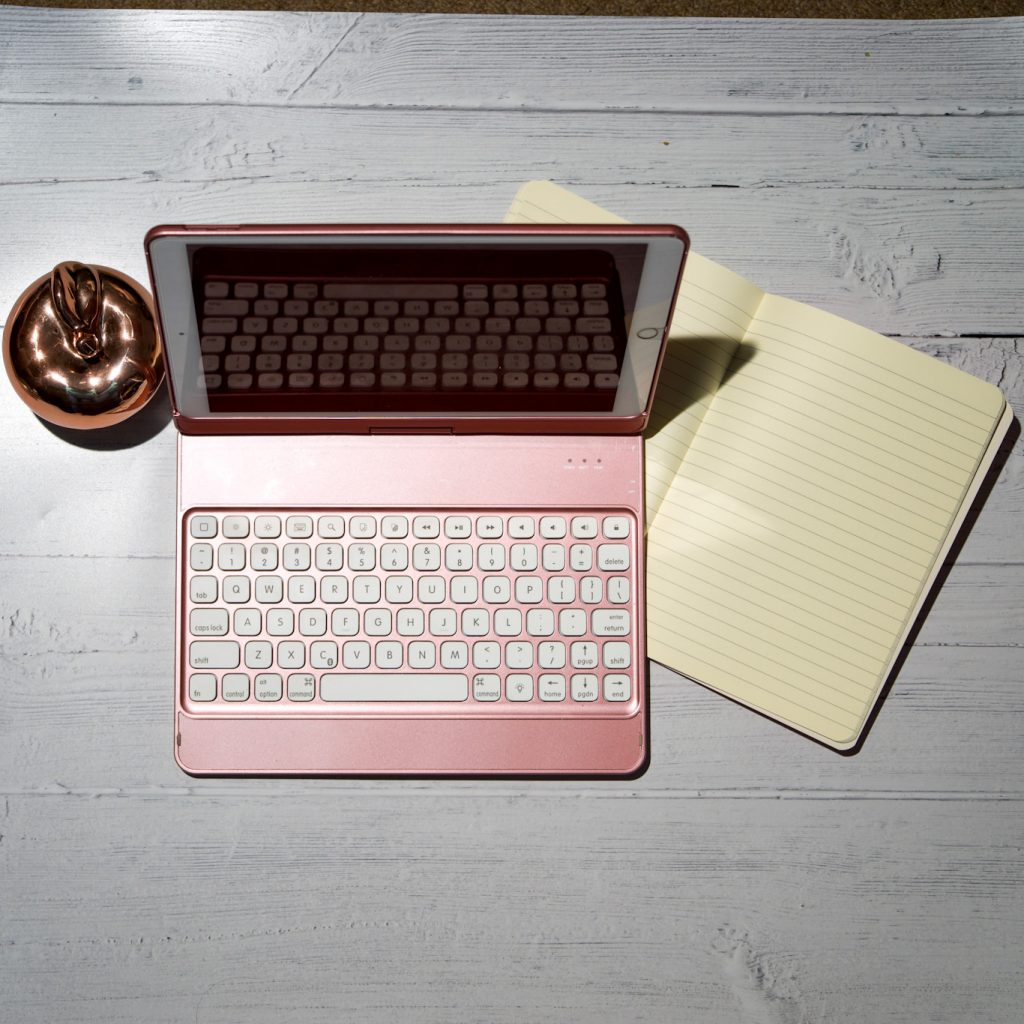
[385,576,413,603]
[580,576,603,604]
[342,638,370,671]
[286,515,313,538]
[413,515,440,538]
[408,642,436,669]
[299,609,327,636]
[494,608,522,636]
[348,543,376,571]
[445,544,473,571]
[255,673,283,702]
[321,674,468,702]
[283,543,311,571]
[570,641,599,669]
[473,674,501,702]
[472,641,500,669]
[412,543,441,571]
[506,674,534,701]
[331,608,359,636]
[381,543,409,571]
[593,610,630,636]
[597,544,630,571]
[440,641,469,669]
[548,577,575,604]
[189,641,239,670]
[189,576,217,603]
[254,515,281,538]
[419,576,445,604]
[444,516,472,539]
[603,673,631,702]
[349,516,376,539]
[278,641,305,669]
[429,608,457,636]
[375,641,403,668]
[234,608,262,636]
[244,641,272,669]
[365,609,393,636]
[315,543,344,571]
[483,576,511,604]
[287,673,315,702]
[570,545,593,572]
[318,515,345,538]
[608,577,630,604]
[526,608,554,636]
[218,543,246,571]
[538,641,566,669]
[353,576,381,604]
[222,673,250,702]
[267,609,294,636]
[602,516,631,539]
[539,674,566,701]
[571,516,598,538]
[571,674,599,701]
[190,515,218,539]
[397,609,425,636]
[476,516,503,538]
[461,609,489,636]
[514,576,543,604]
[603,642,631,669]
[381,515,409,538]
[559,609,587,636]
[188,674,217,701]
[510,544,538,571]
[310,641,338,669]
[508,516,535,538]
[251,543,279,571]
[288,575,316,603]
[321,576,348,603]
[477,544,505,571]
[189,543,214,571]
[540,516,567,538]
[190,608,228,636]
[222,515,250,538]
[255,575,283,603]
[542,544,565,571]
[505,641,533,669]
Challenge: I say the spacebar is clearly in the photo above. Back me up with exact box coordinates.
[320,674,468,702]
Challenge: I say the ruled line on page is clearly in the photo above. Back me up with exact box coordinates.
[649,501,916,625]
[645,575,880,700]
[742,326,994,453]
[646,560,892,671]
[652,490,923,601]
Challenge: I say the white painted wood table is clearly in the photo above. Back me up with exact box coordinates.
[1,9,1022,1023]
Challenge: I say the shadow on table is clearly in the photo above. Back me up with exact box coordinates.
[38,380,173,450]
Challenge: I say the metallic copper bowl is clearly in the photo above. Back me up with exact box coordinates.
[3,261,164,429]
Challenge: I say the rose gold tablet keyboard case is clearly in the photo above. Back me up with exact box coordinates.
[146,224,688,775]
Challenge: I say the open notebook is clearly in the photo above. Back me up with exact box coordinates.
[507,180,1012,750]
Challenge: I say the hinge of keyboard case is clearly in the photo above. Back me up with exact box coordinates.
[368,427,455,435]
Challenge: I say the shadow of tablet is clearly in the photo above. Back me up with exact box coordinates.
[38,380,173,450]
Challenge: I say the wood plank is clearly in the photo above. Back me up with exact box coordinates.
[1,563,1020,795]
[0,177,1021,334]
[3,106,1022,191]
[1,11,1022,113]
[1,794,1021,1024]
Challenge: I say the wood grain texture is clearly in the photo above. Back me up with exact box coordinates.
[0,9,1022,1024]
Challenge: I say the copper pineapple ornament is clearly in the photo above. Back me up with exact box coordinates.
[3,261,164,429]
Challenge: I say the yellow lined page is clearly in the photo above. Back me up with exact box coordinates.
[647,293,1006,747]
[507,181,1008,749]
[505,180,762,520]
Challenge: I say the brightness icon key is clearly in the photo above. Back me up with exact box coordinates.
[506,674,534,701]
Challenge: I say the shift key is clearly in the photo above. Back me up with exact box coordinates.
[189,640,240,669]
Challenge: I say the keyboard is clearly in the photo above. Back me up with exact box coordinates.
[183,509,639,712]
[197,278,623,395]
